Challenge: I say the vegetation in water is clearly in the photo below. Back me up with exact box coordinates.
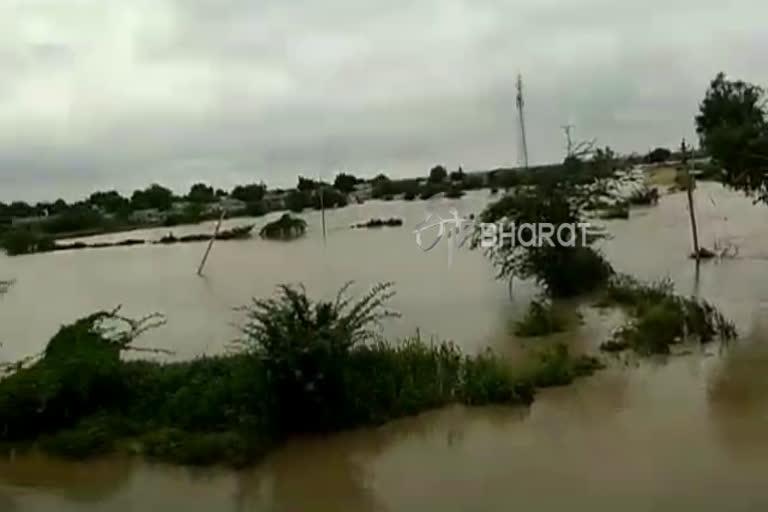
[598,274,737,355]
[259,214,307,240]
[0,282,601,466]
[473,183,614,297]
[515,299,567,337]
[353,218,403,229]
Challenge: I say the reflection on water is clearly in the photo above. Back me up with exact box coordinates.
[3,184,768,510]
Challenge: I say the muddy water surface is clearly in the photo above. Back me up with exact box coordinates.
[2,183,768,510]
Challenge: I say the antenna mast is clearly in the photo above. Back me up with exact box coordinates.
[516,73,529,169]
[561,124,575,156]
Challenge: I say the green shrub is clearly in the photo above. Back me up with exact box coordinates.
[0,283,604,466]
[259,214,307,240]
[526,344,603,388]
[474,185,614,297]
[515,300,567,337]
[600,274,737,355]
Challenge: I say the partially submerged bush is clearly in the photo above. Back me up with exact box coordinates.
[0,229,55,255]
[525,344,604,388]
[473,184,614,297]
[599,274,737,355]
[236,282,401,433]
[1,283,602,466]
[0,309,166,441]
[259,214,307,240]
[515,299,567,337]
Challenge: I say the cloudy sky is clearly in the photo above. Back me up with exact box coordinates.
[0,0,766,202]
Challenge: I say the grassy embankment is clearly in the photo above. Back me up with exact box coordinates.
[0,283,601,467]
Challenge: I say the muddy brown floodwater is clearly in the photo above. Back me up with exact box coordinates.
[2,183,768,510]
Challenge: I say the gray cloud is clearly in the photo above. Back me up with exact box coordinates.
[1,0,766,201]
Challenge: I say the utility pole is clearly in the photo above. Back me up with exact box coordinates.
[197,208,225,276]
[516,73,529,169]
[681,138,700,262]
[318,175,327,244]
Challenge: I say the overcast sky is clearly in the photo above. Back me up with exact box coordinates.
[1,0,766,202]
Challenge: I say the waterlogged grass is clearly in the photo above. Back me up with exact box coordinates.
[515,300,567,337]
[598,274,737,355]
[0,283,602,467]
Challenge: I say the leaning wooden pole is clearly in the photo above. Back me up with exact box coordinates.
[318,179,327,244]
[197,209,225,276]
[682,139,700,262]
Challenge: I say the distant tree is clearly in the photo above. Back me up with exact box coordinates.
[297,176,321,192]
[6,202,35,218]
[131,184,174,211]
[187,183,215,203]
[285,190,311,213]
[314,187,348,209]
[333,173,359,193]
[646,147,672,164]
[51,198,70,215]
[371,173,390,185]
[215,188,227,198]
[695,72,768,201]
[428,165,448,184]
[591,146,616,178]
[88,191,128,214]
[231,183,266,203]
[449,167,465,182]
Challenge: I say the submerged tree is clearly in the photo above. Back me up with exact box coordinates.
[695,72,768,202]
[259,214,307,240]
[472,183,614,297]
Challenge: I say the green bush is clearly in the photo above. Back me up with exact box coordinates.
[600,274,737,355]
[474,184,614,297]
[0,283,603,466]
[515,300,567,337]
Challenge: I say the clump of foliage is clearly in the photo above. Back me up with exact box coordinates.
[695,72,768,202]
[259,214,307,240]
[0,308,166,441]
[524,344,604,388]
[515,299,567,337]
[473,184,614,297]
[0,228,55,255]
[599,274,737,355]
[353,218,403,229]
[0,283,602,466]
[235,282,403,433]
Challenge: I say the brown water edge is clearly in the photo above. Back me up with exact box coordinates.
[2,341,768,511]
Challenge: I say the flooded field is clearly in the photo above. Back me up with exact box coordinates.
[2,183,768,510]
